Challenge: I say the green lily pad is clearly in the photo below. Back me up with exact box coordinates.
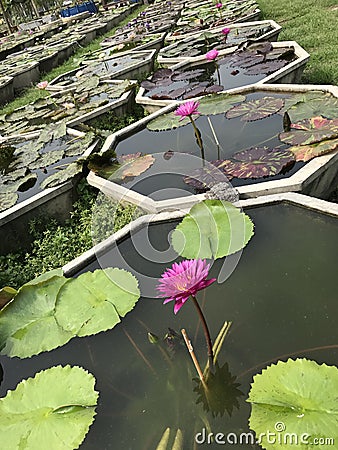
[37,121,67,145]
[65,133,95,157]
[225,147,295,179]
[198,93,246,116]
[247,358,338,450]
[171,199,254,259]
[0,268,140,358]
[146,112,188,132]
[76,75,100,94]
[55,268,140,337]
[289,137,338,162]
[0,365,98,450]
[226,97,284,121]
[29,149,65,169]
[281,91,338,121]
[279,116,338,146]
[40,161,83,189]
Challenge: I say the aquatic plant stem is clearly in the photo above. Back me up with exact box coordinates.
[189,116,205,162]
[191,295,214,371]
[181,328,207,389]
[216,64,221,86]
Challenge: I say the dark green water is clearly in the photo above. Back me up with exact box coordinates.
[116,92,302,197]
[0,203,337,449]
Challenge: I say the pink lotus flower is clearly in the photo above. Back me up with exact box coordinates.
[157,259,216,314]
[37,81,49,90]
[205,49,219,61]
[174,100,201,121]
[216,2,222,8]
[221,27,230,36]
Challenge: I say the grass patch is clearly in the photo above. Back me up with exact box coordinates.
[257,0,338,84]
[0,182,142,289]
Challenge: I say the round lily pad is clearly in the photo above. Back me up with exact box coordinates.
[226,147,295,179]
[226,97,284,121]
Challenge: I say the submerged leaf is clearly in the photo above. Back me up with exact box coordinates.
[279,116,338,146]
[247,359,338,450]
[171,199,254,259]
[0,365,98,450]
[226,147,295,179]
[226,97,284,121]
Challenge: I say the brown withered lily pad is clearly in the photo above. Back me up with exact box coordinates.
[226,147,295,179]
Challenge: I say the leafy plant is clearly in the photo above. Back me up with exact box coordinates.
[0,365,98,449]
[171,199,254,259]
[247,358,338,450]
[0,268,140,358]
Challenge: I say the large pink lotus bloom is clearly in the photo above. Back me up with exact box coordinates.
[216,2,222,8]
[157,259,216,314]
[174,100,201,121]
[205,49,219,61]
[221,27,231,36]
[37,81,49,90]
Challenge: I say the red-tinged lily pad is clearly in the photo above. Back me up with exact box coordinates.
[184,160,232,190]
[171,69,205,82]
[244,60,286,75]
[205,85,224,94]
[279,116,338,146]
[151,92,173,100]
[151,68,173,82]
[167,87,186,99]
[140,80,156,91]
[289,137,338,162]
[226,147,295,179]
[226,97,284,121]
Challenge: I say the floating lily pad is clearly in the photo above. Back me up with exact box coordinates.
[226,97,284,121]
[147,112,189,131]
[0,192,18,212]
[0,365,99,450]
[171,199,254,259]
[0,268,140,358]
[198,93,246,115]
[184,160,232,190]
[76,75,100,93]
[171,69,205,81]
[278,91,326,116]
[29,149,65,170]
[65,133,95,157]
[247,359,338,450]
[93,152,155,181]
[289,137,338,162]
[37,121,67,145]
[244,60,286,75]
[279,116,338,146]
[286,93,338,122]
[151,68,173,82]
[141,80,156,91]
[40,161,83,189]
[226,147,295,179]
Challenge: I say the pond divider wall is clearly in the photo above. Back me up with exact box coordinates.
[62,192,338,277]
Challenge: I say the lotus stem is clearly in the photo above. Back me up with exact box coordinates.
[123,328,157,376]
[238,343,338,380]
[189,116,205,162]
[191,295,214,371]
[181,328,208,389]
[207,116,220,158]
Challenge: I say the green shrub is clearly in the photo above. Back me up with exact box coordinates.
[0,184,141,289]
